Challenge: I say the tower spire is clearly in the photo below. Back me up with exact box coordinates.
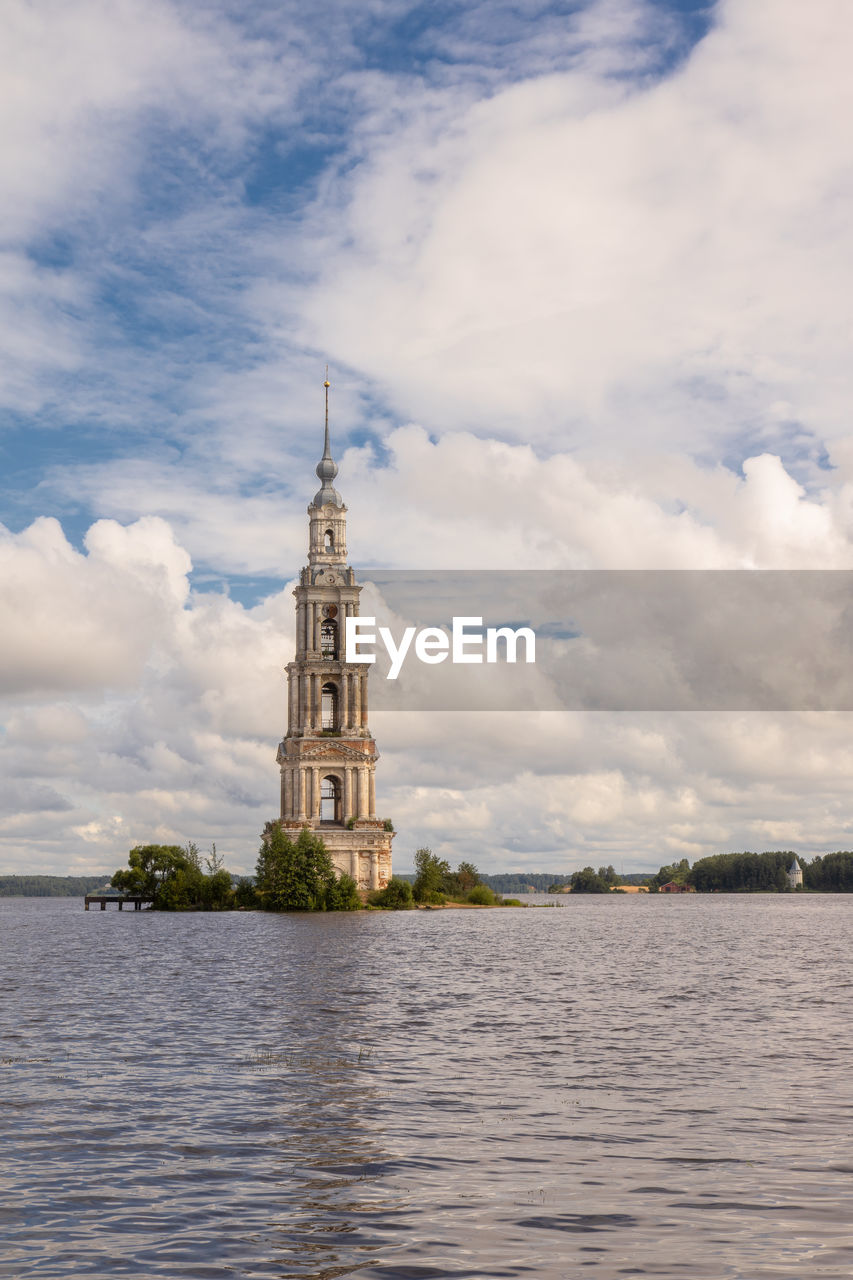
[312,366,342,508]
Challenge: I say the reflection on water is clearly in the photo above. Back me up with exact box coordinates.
[2,895,853,1278]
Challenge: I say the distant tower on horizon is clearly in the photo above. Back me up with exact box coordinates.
[787,856,803,889]
[275,376,393,891]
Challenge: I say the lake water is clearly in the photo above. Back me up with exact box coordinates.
[2,894,852,1279]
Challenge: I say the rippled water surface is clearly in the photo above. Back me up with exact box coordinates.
[2,894,853,1279]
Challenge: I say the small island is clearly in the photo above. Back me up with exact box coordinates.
[103,835,525,912]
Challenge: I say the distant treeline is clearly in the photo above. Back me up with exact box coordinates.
[689,851,792,893]
[401,872,649,892]
[806,851,853,891]
[649,850,853,893]
[394,872,573,892]
[481,873,571,894]
[0,874,112,898]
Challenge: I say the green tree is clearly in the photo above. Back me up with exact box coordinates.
[112,841,236,910]
[569,866,610,894]
[255,824,360,912]
[184,841,202,869]
[199,868,234,910]
[112,844,193,908]
[467,884,497,905]
[456,861,480,892]
[370,876,415,909]
[647,858,691,892]
[438,861,481,898]
[157,862,206,911]
[233,878,260,909]
[413,847,450,903]
[205,843,225,874]
[325,872,362,911]
[805,851,853,892]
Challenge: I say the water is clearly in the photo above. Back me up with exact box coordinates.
[2,894,852,1279]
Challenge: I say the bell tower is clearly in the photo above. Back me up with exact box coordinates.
[276,375,393,892]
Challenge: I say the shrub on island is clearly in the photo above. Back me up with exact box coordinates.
[369,877,415,910]
[467,884,497,905]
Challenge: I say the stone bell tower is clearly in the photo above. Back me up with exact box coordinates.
[276,377,393,892]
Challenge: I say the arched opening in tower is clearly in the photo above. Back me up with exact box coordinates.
[321,681,339,729]
[320,774,341,823]
[324,528,334,550]
[320,620,338,658]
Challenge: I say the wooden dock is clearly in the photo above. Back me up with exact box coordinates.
[84,894,148,911]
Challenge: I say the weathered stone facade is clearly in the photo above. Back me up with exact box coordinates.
[275,382,393,891]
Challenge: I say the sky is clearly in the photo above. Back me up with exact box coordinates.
[3,0,853,877]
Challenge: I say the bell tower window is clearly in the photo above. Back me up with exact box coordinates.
[324,528,334,550]
[321,681,339,729]
[320,774,341,823]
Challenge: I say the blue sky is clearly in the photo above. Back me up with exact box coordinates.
[2,0,714,585]
[3,0,853,876]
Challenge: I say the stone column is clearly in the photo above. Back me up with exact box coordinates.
[340,672,348,729]
[300,674,309,729]
[353,674,361,730]
[358,769,369,818]
[298,768,307,819]
[288,672,297,733]
[343,767,352,820]
[370,851,380,891]
[351,847,360,884]
[313,768,322,818]
[313,604,320,653]
[369,770,376,817]
[313,674,322,730]
[360,674,368,727]
[280,770,287,818]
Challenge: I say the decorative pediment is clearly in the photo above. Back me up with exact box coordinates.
[300,741,369,763]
